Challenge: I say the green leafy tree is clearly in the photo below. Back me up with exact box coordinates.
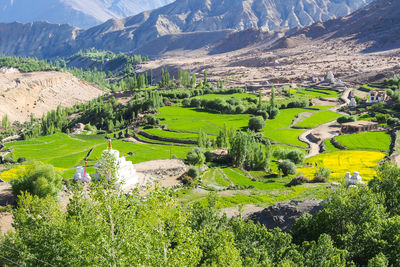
[278,160,297,176]
[191,73,197,88]
[186,148,206,166]
[292,187,389,266]
[369,162,400,215]
[11,162,63,198]
[1,114,9,130]
[248,116,265,132]
[198,129,211,148]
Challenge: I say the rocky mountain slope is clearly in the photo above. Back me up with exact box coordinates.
[138,0,400,90]
[0,22,78,58]
[285,0,400,52]
[0,0,373,58]
[0,68,103,122]
[0,0,174,28]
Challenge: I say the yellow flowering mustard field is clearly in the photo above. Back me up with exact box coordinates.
[0,166,65,182]
[0,166,28,182]
[297,150,385,182]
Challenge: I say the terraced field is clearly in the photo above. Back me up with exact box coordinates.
[193,93,257,101]
[182,166,328,208]
[157,106,250,135]
[296,110,341,128]
[143,128,200,141]
[292,88,341,99]
[335,132,391,152]
[1,133,192,179]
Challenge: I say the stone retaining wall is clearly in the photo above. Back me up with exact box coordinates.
[330,137,347,150]
[139,131,198,145]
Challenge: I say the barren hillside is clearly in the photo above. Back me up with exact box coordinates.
[0,69,103,122]
[138,0,400,87]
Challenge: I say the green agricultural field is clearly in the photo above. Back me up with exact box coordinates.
[335,132,391,152]
[202,168,232,188]
[262,108,311,147]
[2,133,192,178]
[293,88,340,99]
[265,108,312,130]
[323,138,340,152]
[265,129,308,148]
[180,166,328,208]
[296,110,341,128]
[144,128,200,141]
[193,93,257,101]
[157,106,251,135]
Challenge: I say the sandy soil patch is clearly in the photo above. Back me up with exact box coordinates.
[221,204,264,218]
[133,159,188,190]
[0,70,103,122]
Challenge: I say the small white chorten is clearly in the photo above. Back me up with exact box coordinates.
[345,171,365,186]
[74,166,91,183]
[326,71,335,84]
[349,98,357,108]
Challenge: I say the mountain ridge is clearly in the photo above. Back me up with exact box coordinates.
[0,0,376,58]
[0,0,174,28]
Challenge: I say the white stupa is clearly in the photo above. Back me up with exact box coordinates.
[349,98,357,108]
[326,71,335,84]
[93,148,138,189]
[73,139,139,189]
[344,172,365,186]
[74,166,91,183]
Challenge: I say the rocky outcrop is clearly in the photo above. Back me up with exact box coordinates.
[247,199,324,232]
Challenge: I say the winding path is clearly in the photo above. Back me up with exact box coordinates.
[299,87,352,158]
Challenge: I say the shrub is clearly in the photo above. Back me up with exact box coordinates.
[370,102,385,113]
[387,117,400,127]
[287,150,305,164]
[3,152,16,164]
[286,175,310,187]
[337,115,356,124]
[312,167,331,183]
[248,116,265,132]
[256,110,269,120]
[144,114,159,125]
[374,113,389,124]
[182,98,190,107]
[273,148,305,164]
[186,148,205,166]
[235,105,246,114]
[286,99,309,108]
[278,160,297,176]
[268,107,280,119]
[11,162,63,198]
[187,167,200,179]
[180,175,194,185]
